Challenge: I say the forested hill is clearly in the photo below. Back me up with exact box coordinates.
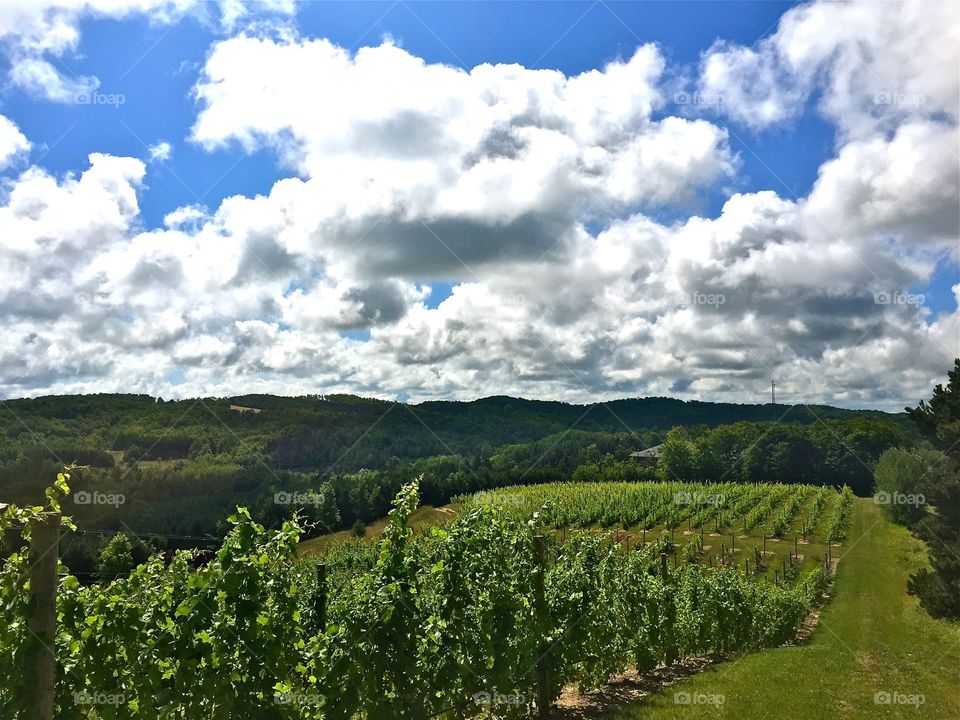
[0,392,906,471]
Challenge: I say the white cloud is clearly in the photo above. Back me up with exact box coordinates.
[0,0,295,102]
[695,0,959,137]
[0,6,955,409]
[804,121,960,245]
[192,36,734,219]
[148,141,173,162]
[0,114,30,170]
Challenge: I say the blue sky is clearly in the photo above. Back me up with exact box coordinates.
[0,0,956,406]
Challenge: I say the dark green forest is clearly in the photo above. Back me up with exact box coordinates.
[0,392,912,576]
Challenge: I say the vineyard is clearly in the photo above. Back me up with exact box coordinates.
[1,477,847,719]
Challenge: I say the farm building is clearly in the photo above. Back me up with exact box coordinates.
[629,444,663,467]
[229,404,262,414]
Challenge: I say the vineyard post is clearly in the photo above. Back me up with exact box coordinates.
[532,535,550,719]
[828,540,832,564]
[794,535,798,555]
[27,512,59,720]
[660,552,668,580]
[762,534,766,557]
[642,527,646,545]
[314,563,327,630]
[731,532,735,552]
[700,524,704,542]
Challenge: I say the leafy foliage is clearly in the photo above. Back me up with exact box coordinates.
[0,478,829,718]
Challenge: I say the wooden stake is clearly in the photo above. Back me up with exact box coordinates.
[533,536,550,718]
[314,563,327,631]
[28,513,59,720]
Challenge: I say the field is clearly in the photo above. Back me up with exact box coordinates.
[613,498,960,719]
[458,482,851,580]
[5,477,955,719]
[3,477,838,718]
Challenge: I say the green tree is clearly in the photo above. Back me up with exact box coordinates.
[905,359,960,620]
[873,447,929,525]
[96,533,134,580]
[658,427,698,481]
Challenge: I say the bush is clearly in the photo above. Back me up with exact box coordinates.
[351,519,367,538]
[873,447,929,525]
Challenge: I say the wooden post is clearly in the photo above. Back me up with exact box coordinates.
[731,532,736,552]
[794,535,798,555]
[314,563,327,631]
[828,540,832,564]
[660,552,669,579]
[533,536,550,719]
[700,524,704,542]
[643,527,646,545]
[763,534,767,557]
[28,513,59,720]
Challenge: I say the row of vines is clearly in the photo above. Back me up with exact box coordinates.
[459,482,842,541]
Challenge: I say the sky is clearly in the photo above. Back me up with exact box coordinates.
[0,0,957,410]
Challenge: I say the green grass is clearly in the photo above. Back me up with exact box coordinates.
[615,498,960,719]
[297,505,457,555]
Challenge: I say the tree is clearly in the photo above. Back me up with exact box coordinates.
[907,358,960,460]
[873,447,929,525]
[905,359,960,620]
[658,427,698,481]
[97,533,134,580]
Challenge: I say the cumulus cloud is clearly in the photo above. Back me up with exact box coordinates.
[0,1,956,409]
[148,141,173,162]
[695,0,959,137]
[0,0,295,101]
[0,114,30,170]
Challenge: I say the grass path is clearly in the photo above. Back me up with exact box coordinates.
[615,499,960,719]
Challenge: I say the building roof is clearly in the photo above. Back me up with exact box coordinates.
[630,443,664,458]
